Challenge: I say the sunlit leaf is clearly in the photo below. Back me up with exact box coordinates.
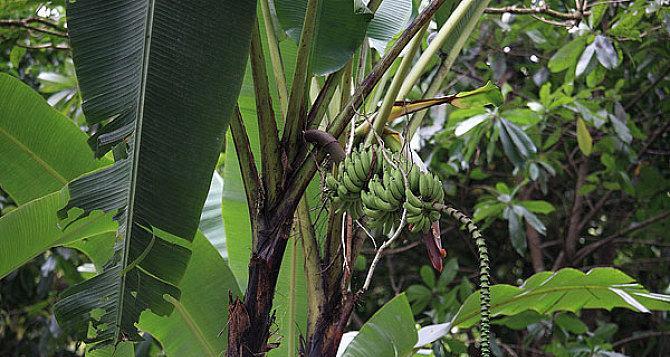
[199,172,227,259]
[366,0,413,53]
[518,200,555,214]
[0,74,105,205]
[341,294,417,357]
[576,118,593,156]
[451,82,504,109]
[593,35,619,69]
[453,268,670,328]
[548,37,586,73]
[454,113,490,137]
[0,192,116,279]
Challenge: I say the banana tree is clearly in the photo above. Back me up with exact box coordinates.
[2,0,670,356]
[217,0,515,354]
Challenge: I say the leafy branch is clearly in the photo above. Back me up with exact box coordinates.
[484,5,589,21]
[0,17,67,37]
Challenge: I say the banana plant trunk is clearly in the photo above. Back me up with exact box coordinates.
[227,216,293,357]
[306,292,357,356]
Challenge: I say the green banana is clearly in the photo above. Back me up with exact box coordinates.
[342,172,360,193]
[352,151,367,182]
[432,175,444,202]
[363,207,387,220]
[326,175,339,190]
[403,201,423,216]
[405,189,423,208]
[419,173,432,198]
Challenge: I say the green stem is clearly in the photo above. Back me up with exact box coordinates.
[229,107,262,248]
[364,25,428,145]
[405,58,450,140]
[282,0,320,162]
[367,0,384,13]
[355,41,369,86]
[250,18,282,206]
[306,71,344,130]
[365,66,390,113]
[297,196,325,339]
[260,0,289,118]
[340,60,353,110]
[397,0,490,99]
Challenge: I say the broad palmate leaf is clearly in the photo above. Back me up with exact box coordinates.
[54,0,256,348]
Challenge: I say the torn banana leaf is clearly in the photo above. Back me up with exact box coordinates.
[54,0,256,348]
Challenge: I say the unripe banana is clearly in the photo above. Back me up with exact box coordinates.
[407,212,423,226]
[409,167,421,192]
[389,177,404,202]
[337,184,349,198]
[403,201,423,216]
[326,175,339,191]
[373,196,395,211]
[429,210,441,222]
[342,172,361,193]
[382,171,391,188]
[363,207,387,220]
[384,188,400,206]
[417,216,430,232]
[361,191,376,208]
[419,173,432,198]
[376,180,399,207]
[353,151,367,182]
[405,189,423,209]
[431,175,444,202]
[361,148,372,177]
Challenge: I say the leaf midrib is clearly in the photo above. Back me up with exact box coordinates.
[452,284,644,326]
[113,0,156,343]
[0,126,67,185]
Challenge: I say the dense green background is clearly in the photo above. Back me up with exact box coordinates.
[1,0,668,356]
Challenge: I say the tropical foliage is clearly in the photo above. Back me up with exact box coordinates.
[1,0,669,356]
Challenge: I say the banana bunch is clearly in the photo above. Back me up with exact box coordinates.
[404,167,444,233]
[361,171,405,233]
[325,146,379,219]
[327,146,445,233]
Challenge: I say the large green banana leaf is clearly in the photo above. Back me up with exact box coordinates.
[341,294,417,357]
[0,191,116,279]
[53,0,256,348]
[0,73,106,205]
[0,73,115,276]
[138,232,240,356]
[366,0,413,53]
[275,0,372,75]
[452,268,670,328]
